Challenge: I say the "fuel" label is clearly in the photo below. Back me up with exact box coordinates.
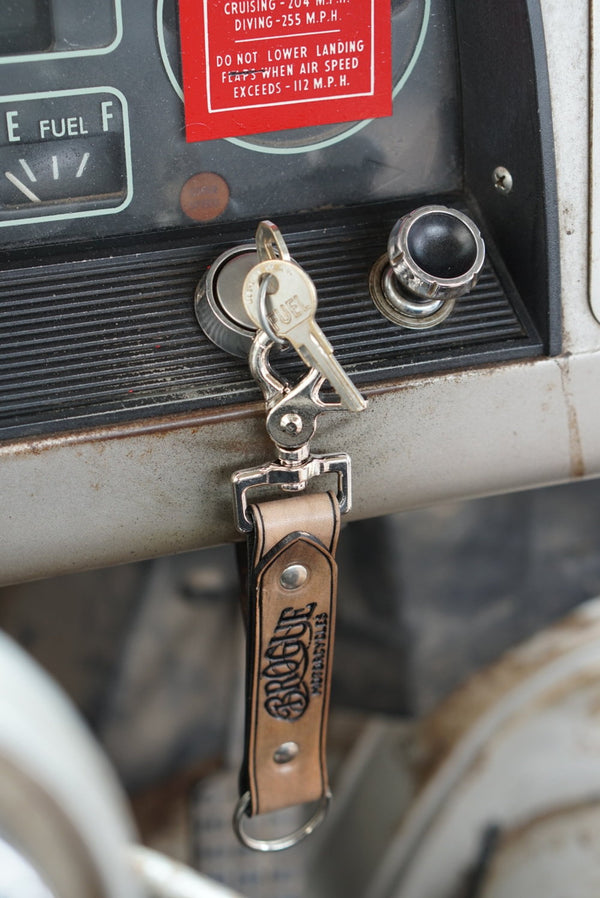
[178,0,392,143]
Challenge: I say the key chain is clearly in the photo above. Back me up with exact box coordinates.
[196,221,367,851]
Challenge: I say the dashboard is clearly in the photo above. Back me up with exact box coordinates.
[0,0,596,585]
[1,1,455,243]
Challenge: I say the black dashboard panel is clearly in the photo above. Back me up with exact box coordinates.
[0,201,540,440]
[0,0,557,439]
[0,0,459,246]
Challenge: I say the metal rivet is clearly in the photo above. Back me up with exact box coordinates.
[280,563,309,590]
[274,742,299,764]
[493,166,513,195]
[279,412,303,435]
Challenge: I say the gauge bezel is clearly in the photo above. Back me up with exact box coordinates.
[0,87,133,228]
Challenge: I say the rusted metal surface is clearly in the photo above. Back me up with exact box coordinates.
[0,401,268,584]
[3,350,600,584]
[411,601,600,785]
[480,802,600,897]
[540,0,595,353]
[365,599,600,898]
[309,600,600,898]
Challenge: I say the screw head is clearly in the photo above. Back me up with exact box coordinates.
[280,564,309,590]
[493,166,513,195]
[279,412,303,436]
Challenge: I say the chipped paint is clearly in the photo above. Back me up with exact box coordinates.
[369,599,600,898]
[556,355,586,478]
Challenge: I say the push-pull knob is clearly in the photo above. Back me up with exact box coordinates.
[370,205,485,329]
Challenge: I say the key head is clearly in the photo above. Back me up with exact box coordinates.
[244,255,367,413]
[255,220,292,264]
[243,258,318,337]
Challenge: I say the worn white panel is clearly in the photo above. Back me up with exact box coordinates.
[366,603,600,898]
[328,360,573,522]
[590,0,600,328]
[0,352,592,585]
[541,0,598,350]
[0,407,269,583]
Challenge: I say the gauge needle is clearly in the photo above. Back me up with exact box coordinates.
[5,171,41,203]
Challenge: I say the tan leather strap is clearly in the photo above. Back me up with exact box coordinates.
[241,491,340,817]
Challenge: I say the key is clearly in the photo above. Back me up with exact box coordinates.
[243,257,367,413]
[255,219,291,264]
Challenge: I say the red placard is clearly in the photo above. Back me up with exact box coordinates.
[178,0,392,143]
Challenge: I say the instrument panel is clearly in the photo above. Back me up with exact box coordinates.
[0,0,462,248]
[0,0,574,588]
[0,0,557,444]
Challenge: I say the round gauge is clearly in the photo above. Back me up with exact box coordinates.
[0,88,132,226]
[0,1,120,60]
[157,0,430,154]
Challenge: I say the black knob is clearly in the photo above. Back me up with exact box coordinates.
[388,205,485,301]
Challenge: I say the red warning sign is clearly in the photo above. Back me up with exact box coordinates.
[178,0,392,143]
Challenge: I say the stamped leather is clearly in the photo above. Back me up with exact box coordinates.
[241,491,340,817]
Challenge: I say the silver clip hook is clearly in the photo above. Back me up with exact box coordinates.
[249,330,344,456]
[231,331,352,532]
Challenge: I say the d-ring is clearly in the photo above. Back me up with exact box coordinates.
[233,791,331,852]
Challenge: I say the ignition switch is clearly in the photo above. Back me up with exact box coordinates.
[195,244,260,357]
[369,205,485,329]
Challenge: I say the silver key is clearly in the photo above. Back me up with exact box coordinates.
[255,219,291,264]
[243,257,367,413]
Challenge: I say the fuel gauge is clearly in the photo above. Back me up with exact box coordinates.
[0,87,132,227]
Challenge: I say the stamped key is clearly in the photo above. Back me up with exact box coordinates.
[243,257,367,412]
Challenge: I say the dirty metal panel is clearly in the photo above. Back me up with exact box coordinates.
[0,352,594,586]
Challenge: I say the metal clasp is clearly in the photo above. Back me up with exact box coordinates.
[232,451,351,533]
[233,790,331,852]
[231,330,352,532]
